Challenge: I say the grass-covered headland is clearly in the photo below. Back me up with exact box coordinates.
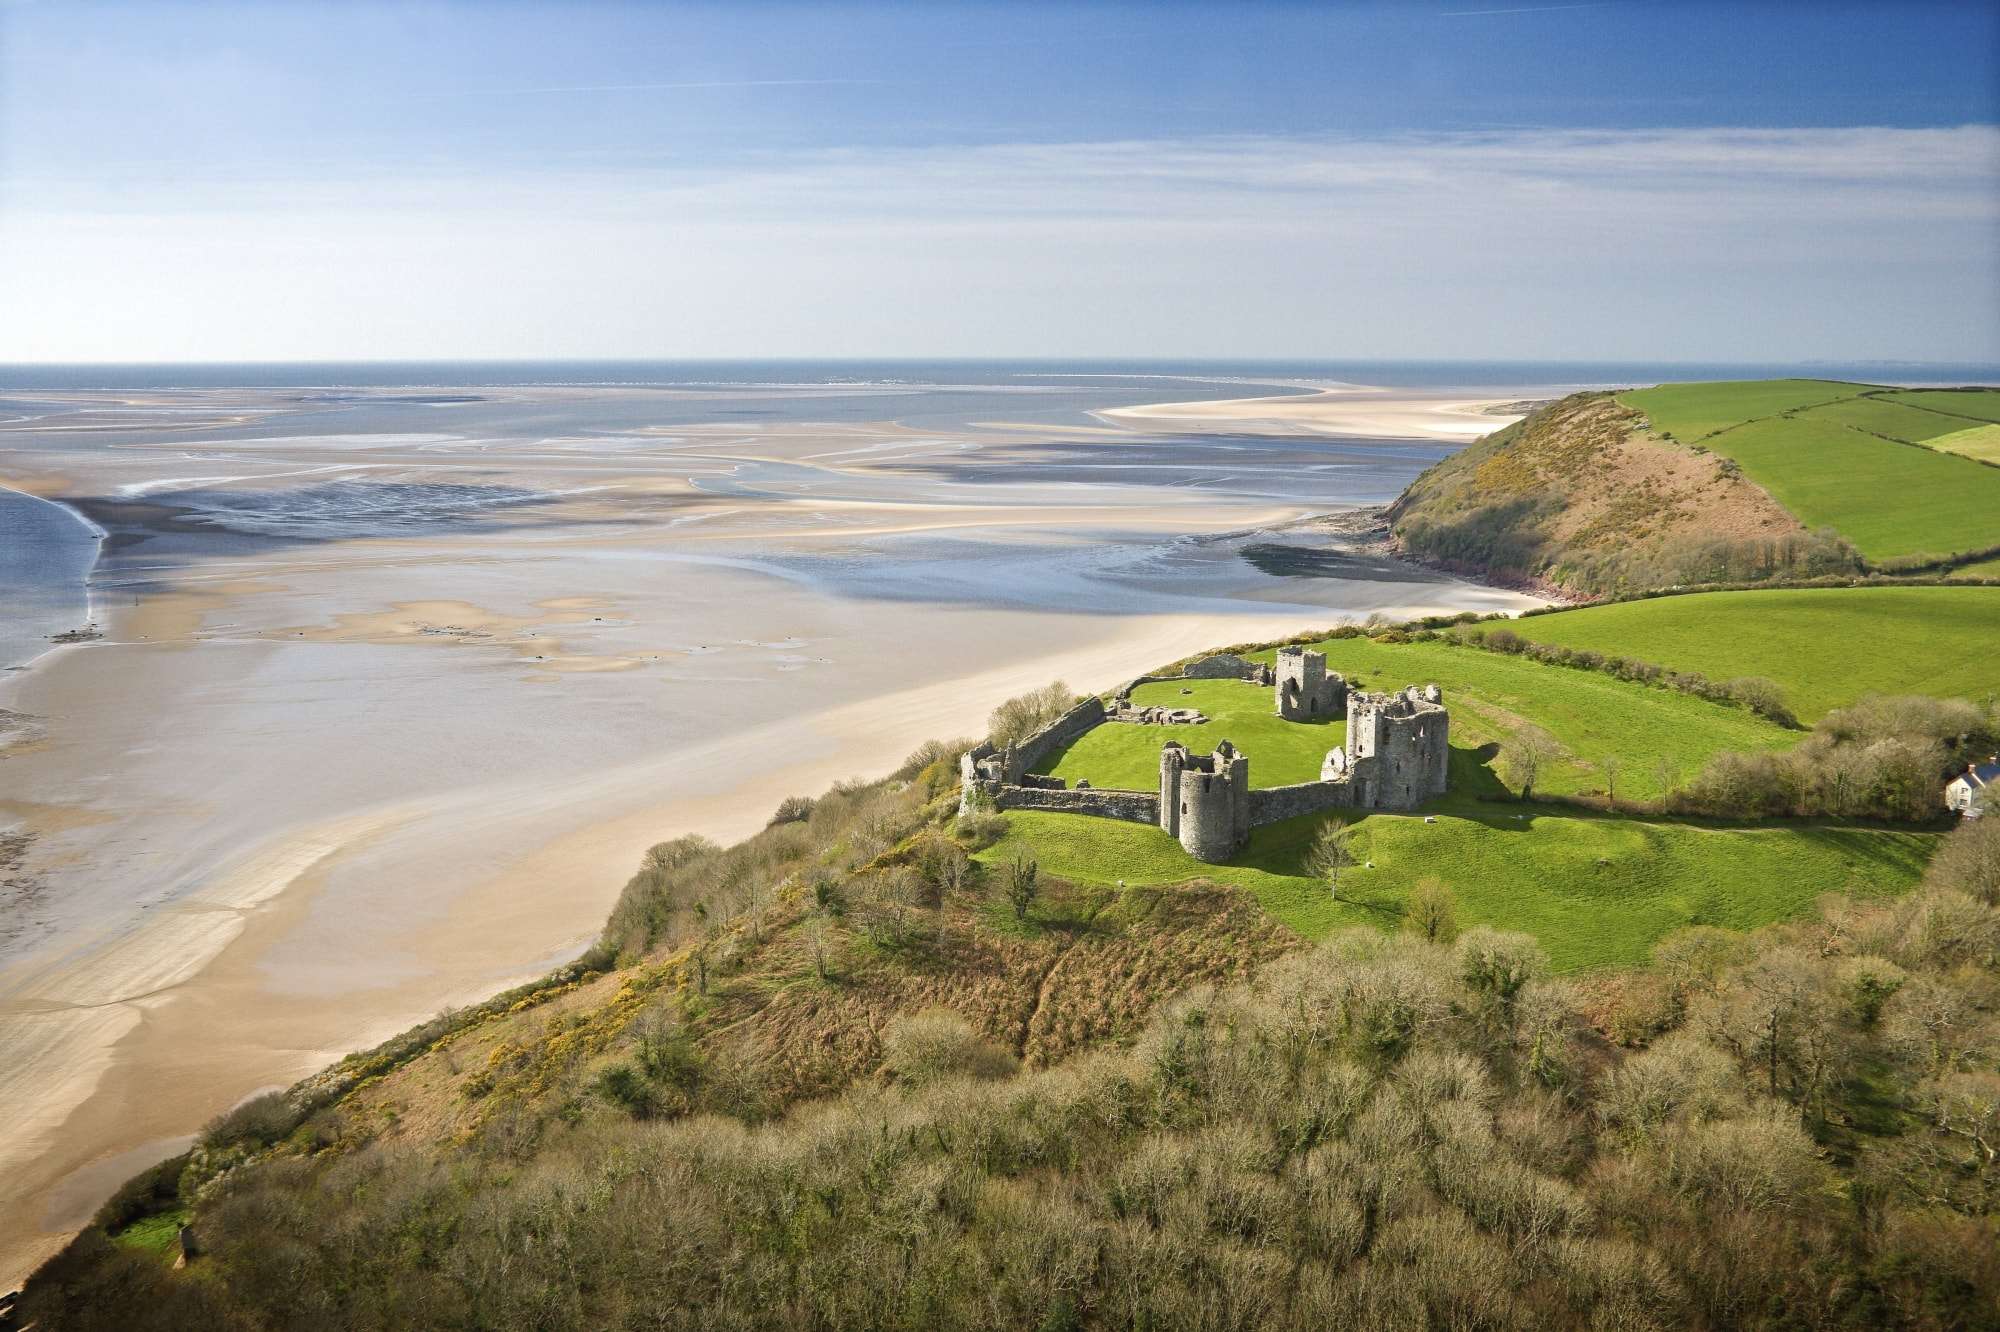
[1390,380,2000,596]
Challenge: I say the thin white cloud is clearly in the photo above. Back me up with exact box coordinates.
[433,79,887,98]
[5,125,1995,361]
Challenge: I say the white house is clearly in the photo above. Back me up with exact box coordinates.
[1946,758,2000,818]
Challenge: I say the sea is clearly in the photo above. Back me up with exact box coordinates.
[3,357,1994,671]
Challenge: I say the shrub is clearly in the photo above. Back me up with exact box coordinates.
[767,795,814,826]
[880,1008,1019,1087]
[989,681,1079,748]
[201,1092,303,1152]
[1456,927,1547,1005]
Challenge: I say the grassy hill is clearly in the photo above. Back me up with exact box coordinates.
[1390,378,2000,593]
[1618,380,2000,565]
[1508,586,2000,721]
[980,807,1932,973]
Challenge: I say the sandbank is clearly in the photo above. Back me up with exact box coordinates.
[1099,383,1527,441]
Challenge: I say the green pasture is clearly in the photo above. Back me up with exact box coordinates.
[1623,379,1866,442]
[978,806,1935,972]
[1509,586,2000,720]
[1617,382,2000,562]
[1929,423,2000,464]
[1881,388,2000,425]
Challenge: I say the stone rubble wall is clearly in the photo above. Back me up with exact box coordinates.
[1003,696,1108,783]
[992,785,1160,823]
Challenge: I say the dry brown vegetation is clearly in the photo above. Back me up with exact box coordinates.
[27,830,2000,1329]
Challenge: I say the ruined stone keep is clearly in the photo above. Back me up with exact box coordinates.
[1324,684,1450,812]
[1275,646,1345,721]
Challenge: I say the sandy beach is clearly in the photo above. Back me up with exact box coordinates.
[0,374,1537,1284]
[1100,382,1532,441]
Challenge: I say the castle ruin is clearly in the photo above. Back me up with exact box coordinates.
[1159,739,1250,862]
[960,647,1452,865]
[1275,644,1345,721]
[1323,684,1450,812]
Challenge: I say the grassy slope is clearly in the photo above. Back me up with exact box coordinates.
[981,807,1932,972]
[1620,382,2000,561]
[1509,586,2000,720]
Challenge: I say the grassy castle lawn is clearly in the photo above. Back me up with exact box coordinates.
[979,806,1934,972]
[1038,638,1792,805]
[1033,677,1343,789]
[1509,586,2000,721]
[1617,381,2000,563]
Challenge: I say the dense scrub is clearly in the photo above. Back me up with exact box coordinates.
[26,824,2000,1330]
[1672,695,2000,823]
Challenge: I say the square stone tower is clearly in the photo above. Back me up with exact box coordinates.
[1275,646,1346,722]
[1343,684,1449,810]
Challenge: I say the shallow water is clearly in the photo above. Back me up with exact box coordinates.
[0,485,100,670]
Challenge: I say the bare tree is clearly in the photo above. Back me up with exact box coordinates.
[1306,819,1358,899]
[1653,754,1680,808]
[1600,754,1621,807]
[1404,876,1460,943]
[1500,727,1561,801]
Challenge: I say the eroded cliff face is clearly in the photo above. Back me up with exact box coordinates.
[1387,392,1850,596]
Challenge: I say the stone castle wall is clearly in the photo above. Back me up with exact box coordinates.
[1004,696,1109,782]
[1248,779,1357,826]
[991,785,1159,823]
[1345,685,1449,812]
[962,670,1449,858]
[1275,646,1345,722]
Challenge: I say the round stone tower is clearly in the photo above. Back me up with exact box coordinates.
[1159,739,1249,862]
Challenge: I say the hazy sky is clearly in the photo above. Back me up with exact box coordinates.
[4,0,1997,363]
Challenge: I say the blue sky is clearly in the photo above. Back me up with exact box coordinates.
[3,1,1997,361]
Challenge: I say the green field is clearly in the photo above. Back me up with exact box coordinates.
[979,807,1934,972]
[1509,586,2000,720]
[1931,423,2000,464]
[1626,378,1865,441]
[1885,388,2000,424]
[1617,381,2000,562]
[1039,638,1792,805]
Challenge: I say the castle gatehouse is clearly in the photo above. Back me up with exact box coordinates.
[959,649,1450,863]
